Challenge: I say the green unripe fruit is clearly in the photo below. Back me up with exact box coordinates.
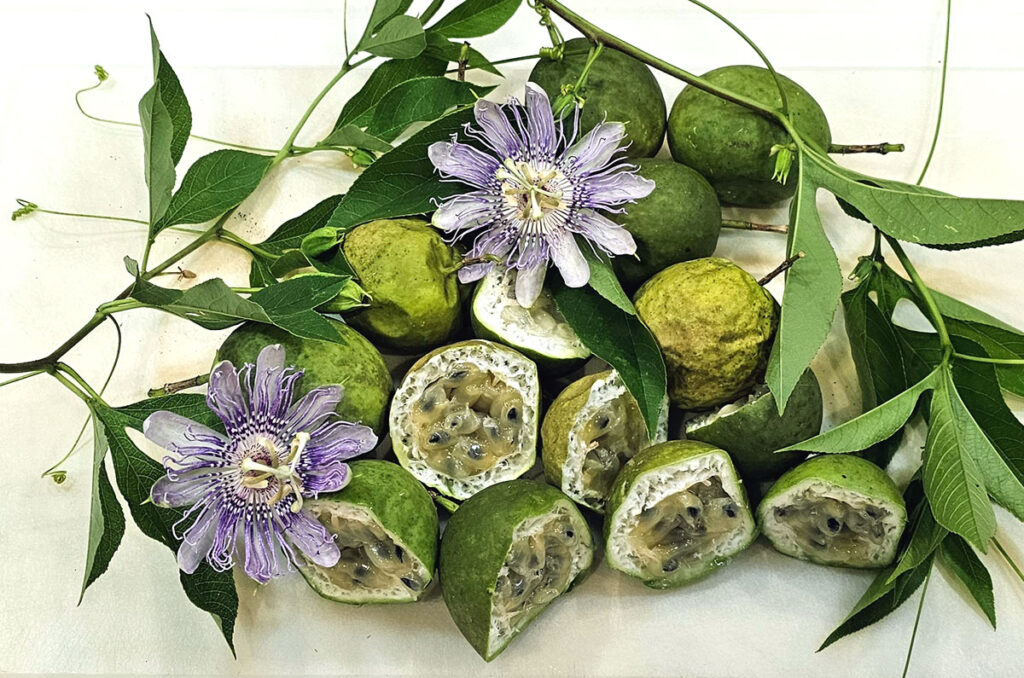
[342,218,462,352]
[634,257,778,410]
[667,65,831,207]
[216,320,392,435]
[529,38,667,158]
[609,158,721,290]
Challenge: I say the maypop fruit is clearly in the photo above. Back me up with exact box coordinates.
[529,37,667,158]
[342,218,462,352]
[758,455,907,568]
[389,340,540,500]
[297,460,438,604]
[610,158,721,291]
[542,370,668,513]
[604,440,756,588]
[439,480,594,661]
[667,65,832,207]
[634,257,778,410]
[216,320,392,435]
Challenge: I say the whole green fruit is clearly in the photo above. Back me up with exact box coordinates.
[216,320,392,435]
[634,257,777,409]
[529,38,667,158]
[667,65,831,207]
[343,218,462,352]
[610,158,721,290]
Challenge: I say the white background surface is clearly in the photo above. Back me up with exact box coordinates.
[2,0,1024,675]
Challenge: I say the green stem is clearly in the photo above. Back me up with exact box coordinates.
[884,236,952,351]
[148,372,210,398]
[446,54,541,73]
[96,299,146,316]
[721,219,787,234]
[18,204,147,225]
[901,565,932,678]
[230,287,262,295]
[917,0,952,184]
[830,142,906,155]
[993,537,1024,585]
[219,230,278,259]
[56,363,105,402]
[953,353,1024,366]
[49,370,91,404]
[0,370,45,389]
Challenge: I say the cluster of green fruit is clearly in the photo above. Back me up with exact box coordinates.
[207,45,908,662]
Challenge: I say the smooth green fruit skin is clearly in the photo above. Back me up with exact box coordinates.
[759,454,906,568]
[216,320,392,435]
[634,257,778,410]
[299,460,439,603]
[667,65,832,207]
[610,159,722,291]
[541,372,606,493]
[440,480,593,661]
[687,369,822,481]
[343,218,462,352]
[605,440,755,589]
[529,38,667,158]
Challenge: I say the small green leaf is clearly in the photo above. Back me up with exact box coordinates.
[842,278,909,410]
[332,55,446,131]
[361,15,427,59]
[260,195,345,255]
[778,368,938,454]
[923,366,996,552]
[359,0,414,45]
[321,125,393,153]
[300,227,339,258]
[132,278,272,330]
[156,150,272,231]
[366,76,495,141]
[552,283,666,438]
[579,245,635,315]
[428,0,522,38]
[123,256,141,279]
[249,257,276,287]
[939,533,996,628]
[766,153,842,413]
[80,409,126,603]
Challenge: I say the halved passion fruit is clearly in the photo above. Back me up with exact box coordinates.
[440,480,594,661]
[298,460,438,603]
[390,340,540,500]
[758,454,907,568]
[542,370,668,512]
[605,441,756,588]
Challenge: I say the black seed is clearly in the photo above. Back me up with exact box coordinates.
[596,415,610,429]
[355,563,370,577]
[775,507,788,518]
[395,545,405,563]
[401,577,421,591]
[724,504,737,518]
[507,407,518,421]
[467,443,485,460]
[450,370,468,380]
[687,506,700,518]
[866,507,880,518]
[428,431,448,445]
[420,398,435,413]
[662,559,678,573]
[826,517,841,533]
[449,416,462,429]
[565,530,575,538]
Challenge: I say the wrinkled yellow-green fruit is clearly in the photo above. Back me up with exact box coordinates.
[634,258,778,409]
[343,219,462,352]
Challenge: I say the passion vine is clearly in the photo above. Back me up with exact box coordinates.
[4,0,1022,672]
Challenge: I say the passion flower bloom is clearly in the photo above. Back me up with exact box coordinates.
[144,345,377,583]
[428,83,655,308]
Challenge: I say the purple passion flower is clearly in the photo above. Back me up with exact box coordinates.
[144,344,377,583]
[428,83,655,308]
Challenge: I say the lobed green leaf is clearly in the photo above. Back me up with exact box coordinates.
[428,0,523,39]
[332,55,447,131]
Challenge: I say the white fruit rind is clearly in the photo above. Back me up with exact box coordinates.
[487,502,593,658]
[757,480,904,565]
[685,384,770,432]
[563,371,669,509]
[298,502,430,603]
[607,450,755,578]
[473,266,589,361]
[390,341,539,500]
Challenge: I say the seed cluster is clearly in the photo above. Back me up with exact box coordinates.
[771,496,890,567]
[577,391,647,501]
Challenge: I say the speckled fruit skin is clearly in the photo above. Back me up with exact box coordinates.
[216,320,392,435]
[529,38,667,158]
[634,257,778,410]
[604,440,755,589]
[667,65,832,207]
[686,369,822,481]
[342,218,462,352]
[609,158,722,291]
[439,480,594,661]
[298,460,438,603]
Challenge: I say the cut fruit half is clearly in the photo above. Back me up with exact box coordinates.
[298,460,438,603]
[758,454,907,568]
[605,441,756,588]
[542,370,668,512]
[471,266,590,374]
[440,480,594,661]
[390,340,541,500]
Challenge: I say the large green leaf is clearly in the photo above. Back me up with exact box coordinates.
[939,533,996,628]
[93,403,237,653]
[948,319,1024,397]
[332,55,447,131]
[428,0,522,38]
[156,150,272,231]
[552,283,666,438]
[361,15,426,59]
[366,77,494,141]
[321,126,393,153]
[80,409,126,603]
[923,367,996,551]
[325,107,476,231]
[580,246,635,315]
[766,153,842,413]
[886,500,947,584]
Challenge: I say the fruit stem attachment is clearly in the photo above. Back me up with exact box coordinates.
[721,219,787,234]
[148,373,211,398]
[758,251,804,286]
[829,143,905,155]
